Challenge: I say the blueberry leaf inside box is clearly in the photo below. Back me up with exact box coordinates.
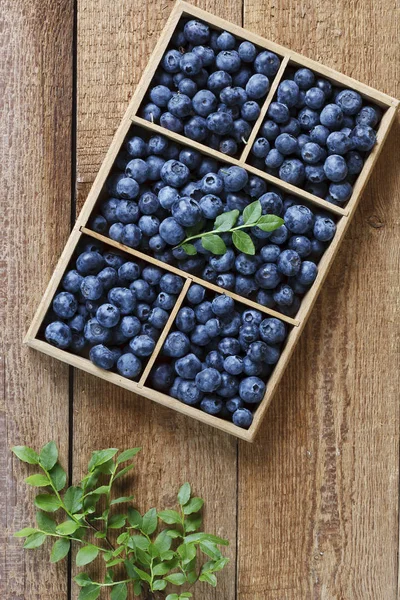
[25,1,398,441]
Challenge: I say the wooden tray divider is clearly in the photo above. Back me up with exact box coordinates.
[80,227,300,327]
[240,54,291,163]
[130,116,348,217]
[137,278,193,387]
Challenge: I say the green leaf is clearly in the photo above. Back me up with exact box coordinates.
[182,497,204,515]
[160,550,175,560]
[88,448,118,471]
[164,572,187,586]
[76,545,99,567]
[49,463,67,491]
[116,447,141,464]
[214,209,239,232]
[133,567,152,584]
[184,533,229,546]
[153,579,167,591]
[94,531,106,539]
[124,559,137,579]
[56,520,80,535]
[129,534,150,551]
[177,482,191,506]
[141,508,157,535]
[184,514,202,533]
[178,542,197,565]
[104,569,114,584]
[133,581,142,596]
[158,510,181,525]
[25,474,50,487]
[166,595,179,600]
[34,494,60,513]
[12,446,39,464]
[209,556,229,572]
[114,464,135,482]
[243,200,262,224]
[90,485,109,495]
[97,459,115,474]
[154,530,173,555]
[179,594,193,599]
[74,573,93,587]
[127,508,142,528]
[106,558,124,567]
[116,532,129,545]
[36,511,57,533]
[199,572,217,586]
[165,529,181,539]
[256,214,284,232]
[111,495,134,505]
[14,527,38,537]
[200,540,222,560]
[186,571,197,584]
[136,548,151,567]
[50,538,70,563]
[64,486,83,513]
[232,230,255,255]
[181,243,198,255]
[185,221,204,237]
[39,441,58,471]
[23,532,46,549]
[153,562,172,576]
[201,234,226,255]
[110,583,127,600]
[108,514,126,529]
[78,584,101,600]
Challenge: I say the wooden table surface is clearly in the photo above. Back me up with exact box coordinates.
[2,0,399,598]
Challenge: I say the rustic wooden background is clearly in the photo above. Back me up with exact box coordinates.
[2,0,399,598]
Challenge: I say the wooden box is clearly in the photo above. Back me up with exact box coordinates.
[25,0,398,442]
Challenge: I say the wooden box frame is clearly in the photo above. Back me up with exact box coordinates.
[24,0,399,442]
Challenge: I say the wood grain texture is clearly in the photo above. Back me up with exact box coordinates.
[0,0,73,598]
[74,1,243,597]
[239,1,400,598]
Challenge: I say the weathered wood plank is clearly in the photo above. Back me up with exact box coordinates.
[74,1,242,597]
[239,1,399,598]
[0,0,73,598]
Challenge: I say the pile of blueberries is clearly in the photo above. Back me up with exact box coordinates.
[250,67,381,204]
[93,130,336,317]
[140,18,281,156]
[150,285,288,429]
[44,240,184,380]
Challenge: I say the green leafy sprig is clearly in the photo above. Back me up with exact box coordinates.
[176,199,284,257]
[12,443,229,600]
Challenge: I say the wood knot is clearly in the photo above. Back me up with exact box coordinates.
[367,215,384,229]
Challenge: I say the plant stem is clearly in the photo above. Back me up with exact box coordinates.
[85,518,115,551]
[177,222,257,249]
[41,467,83,527]
[37,530,109,552]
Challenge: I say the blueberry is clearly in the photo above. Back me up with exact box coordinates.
[140,322,159,340]
[246,74,270,99]
[267,102,290,124]
[202,265,217,282]
[184,116,208,141]
[319,103,343,129]
[153,292,174,312]
[177,379,203,405]
[160,112,184,133]
[305,165,326,183]
[254,51,280,76]
[95,303,120,328]
[159,274,183,296]
[183,285,203,307]
[295,260,318,285]
[108,223,122,242]
[175,353,202,379]
[84,318,111,344]
[269,224,289,244]
[273,283,294,306]
[53,292,77,319]
[316,77,332,97]
[326,131,353,155]
[103,252,125,270]
[68,313,85,333]
[216,272,235,290]
[89,214,107,233]
[235,274,259,298]
[329,182,353,203]
[232,407,253,428]
[89,345,115,370]
[350,124,376,152]
[346,150,364,175]
[298,107,320,130]
[277,79,299,107]
[216,372,239,398]
[125,158,148,184]
[138,193,158,216]
[204,318,221,338]
[80,276,104,301]
[259,318,286,345]
[313,215,336,241]
[158,217,185,245]
[150,85,172,107]
[220,165,248,192]
[137,215,159,237]
[239,376,265,403]
[121,224,142,248]
[141,103,161,122]
[216,50,241,73]
[146,155,165,181]
[174,307,195,333]
[195,367,221,392]
[210,248,236,273]
[200,397,224,415]
[190,324,211,346]
[218,337,241,357]
[125,135,147,157]
[101,198,120,224]
[261,119,281,140]
[288,235,311,257]
[157,187,178,212]
[275,133,299,155]
[179,52,202,76]
[163,331,190,358]
[192,45,215,67]
[304,87,325,109]
[294,68,315,90]
[162,48,182,73]
[76,251,105,275]
[211,294,234,317]
[242,355,262,376]
[148,134,169,156]
[265,148,284,168]
[70,333,86,352]
[45,321,72,349]
[356,105,381,128]
[146,307,168,330]
[323,154,348,182]
[219,138,238,156]
[129,278,151,301]
[160,160,189,188]
[310,124,330,146]
[221,355,242,376]
[216,30,235,50]
[235,253,259,276]
[117,315,141,339]
[284,204,313,234]
[206,111,233,135]
[207,70,233,94]
[151,363,175,392]
[108,287,136,314]
[335,89,362,115]
[244,175,267,199]
[184,19,210,44]
[252,137,271,158]
[279,159,305,185]
[115,200,139,224]
[117,353,142,379]
[300,142,323,164]
[128,334,155,357]
[177,78,197,98]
